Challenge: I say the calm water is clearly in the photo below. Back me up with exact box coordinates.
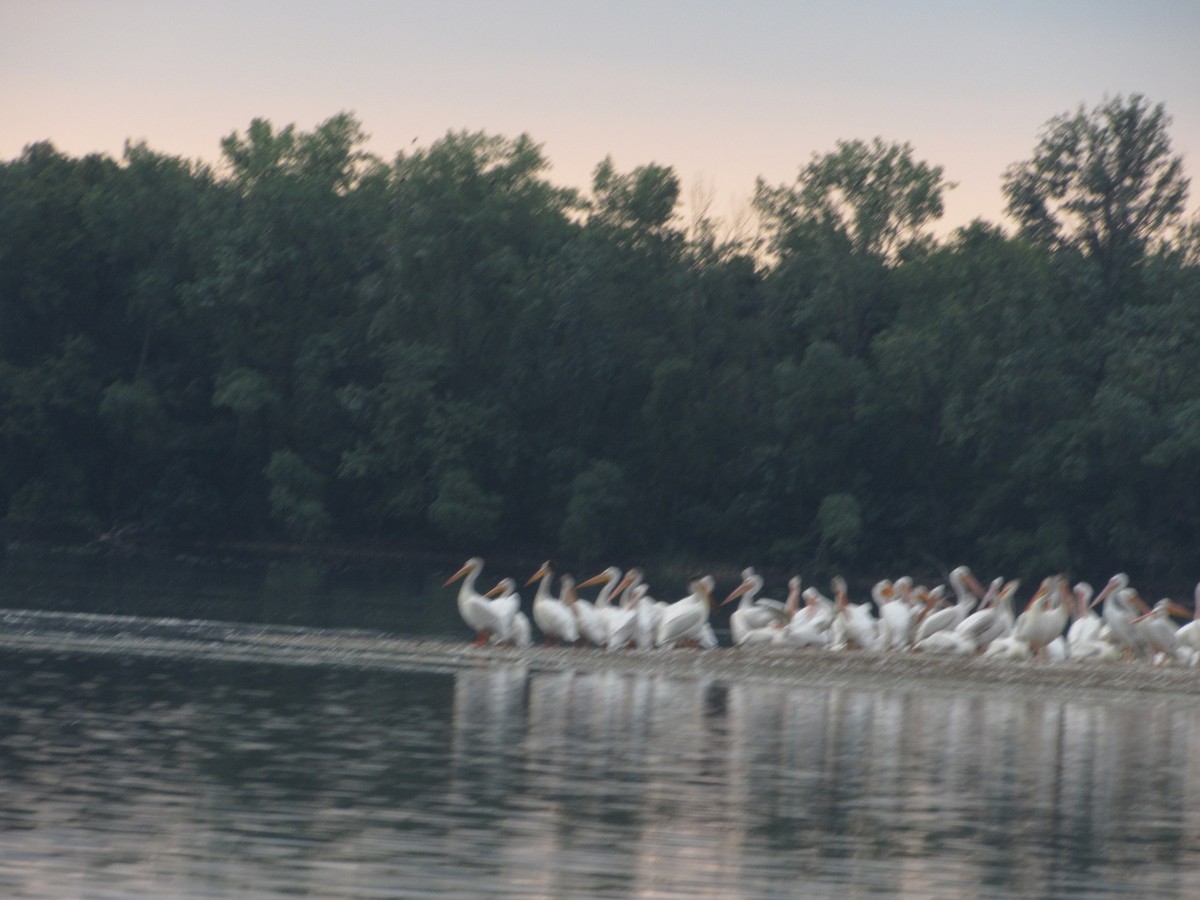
[2,549,1200,897]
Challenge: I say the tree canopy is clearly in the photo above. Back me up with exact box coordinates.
[1,103,1197,589]
[1003,93,1189,300]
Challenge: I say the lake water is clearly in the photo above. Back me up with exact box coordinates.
[2,548,1200,897]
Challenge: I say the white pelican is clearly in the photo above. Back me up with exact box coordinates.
[1067,639,1121,662]
[1044,636,1069,661]
[696,621,720,649]
[577,567,624,643]
[607,567,663,650]
[910,585,947,644]
[894,576,920,613]
[1131,598,1192,665]
[734,576,800,645]
[775,585,834,647]
[606,584,643,649]
[1013,576,1070,659]
[803,586,837,630]
[483,578,532,648]
[914,629,977,655]
[1092,575,1151,660]
[914,566,983,644]
[618,569,667,651]
[1174,584,1200,659]
[569,574,609,648]
[722,568,791,645]
[875,579,915,651]
[983,634,1033,660]
[526,561,580,645]
[656,575,716,648]
[956,578,1016,652]
[1066,581,1104,649]
[833,576,878,650]
[445,557,516,646]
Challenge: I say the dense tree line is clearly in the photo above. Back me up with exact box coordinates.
[1,96,1197,587]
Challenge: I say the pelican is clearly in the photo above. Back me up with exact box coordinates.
[1131,598,1192,665]
[1175,585,1200,663]
[656,575,716,648]
[1092,574,1151,660]
[1013,576,1070,659]
[895,576,920,613]
[803,586,837,630]
[445,557,515,646]
[875,579,915,651]
[526,561,580,645]
[569,573,609,648]
[638,578,667,648]
[956,578,1016,652]
[914,628,976,655]
[1068,639,1122,662]
[983,634,1033,660]
[731,575,794,644]
[733,576,799,645]
[833,576,878,650]
[722,568,791,645]
[914,566,983,644]
[483,577,532,648]
[606,584,643,649]
[775,585,834,647]
[1066,581,1104,649]
[910,585,948,645]
[606,567,662,650]
[577,567,624,644]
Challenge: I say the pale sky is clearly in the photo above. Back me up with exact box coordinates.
[3,1,1199,233]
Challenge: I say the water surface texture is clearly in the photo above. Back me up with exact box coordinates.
[2,649,1199,897]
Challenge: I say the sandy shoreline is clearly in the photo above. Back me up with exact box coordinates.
[3,606,1200,701]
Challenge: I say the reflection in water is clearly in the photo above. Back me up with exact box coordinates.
[1,651,1199,897]
[449,670,1200,898]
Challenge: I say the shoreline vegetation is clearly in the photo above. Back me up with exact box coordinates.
[2,95,1198,592]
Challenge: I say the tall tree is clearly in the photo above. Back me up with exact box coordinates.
[756,137,952,262]
[184,113,385,536]
[755,139,952,355]
[1003,94,1189,298]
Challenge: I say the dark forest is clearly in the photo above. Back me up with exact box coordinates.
[2,94,1197,588]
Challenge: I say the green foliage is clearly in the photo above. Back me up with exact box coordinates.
[265,449,331,539]
[559,460,631,560]
[99,379,168,450]
[1,103,1199,586]
[213,367,280,416]
[756,137,952,261]
[815,493,863,563]
[1003,94,1189,298]
[428,468,501,546]
[591,157,681,232]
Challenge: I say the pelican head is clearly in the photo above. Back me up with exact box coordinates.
[722,569,761,606]
[444,557,482,586]
[485,577,517,598]
[525,560,553,587]
[1090,572,1130,609]
[577,567,620,590]
[949,565,985,600]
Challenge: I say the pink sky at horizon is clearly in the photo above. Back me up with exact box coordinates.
[4,1,1198,235]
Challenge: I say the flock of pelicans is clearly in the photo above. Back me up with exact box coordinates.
[444,558,1200,665]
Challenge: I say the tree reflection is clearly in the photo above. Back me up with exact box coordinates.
[447,666,1200,897]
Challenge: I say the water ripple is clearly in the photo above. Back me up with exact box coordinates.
[2,637,1200,896]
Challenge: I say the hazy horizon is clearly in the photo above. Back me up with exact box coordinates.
[4,1,1199,233]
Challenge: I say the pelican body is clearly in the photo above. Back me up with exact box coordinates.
[445,557,516,646]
